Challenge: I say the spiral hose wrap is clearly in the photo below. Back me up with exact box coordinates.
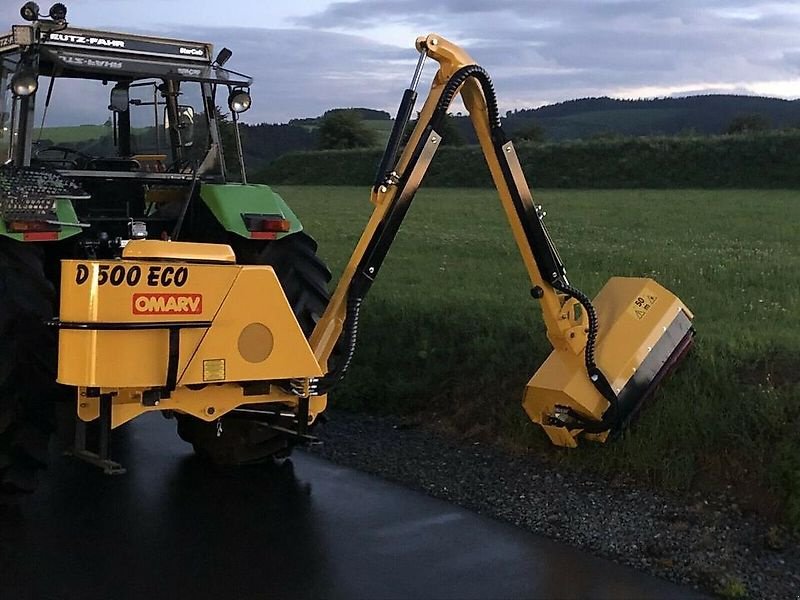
[432,65,502,130]
[552,282,619,429]
[315,294,363,395]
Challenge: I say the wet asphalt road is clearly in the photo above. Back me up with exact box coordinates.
[0,414,706,600]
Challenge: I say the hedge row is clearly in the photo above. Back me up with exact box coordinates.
[253,132,800,188]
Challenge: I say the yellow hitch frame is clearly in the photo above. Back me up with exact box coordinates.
[57,240,327,429]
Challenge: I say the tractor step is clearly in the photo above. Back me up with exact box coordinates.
[66,393,126,475]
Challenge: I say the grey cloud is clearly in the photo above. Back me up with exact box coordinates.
[2,8,420,123]
[126,0,800,116]
[5,1,800,125]
[297,0,508,28]
[297,0,800,107]
[299,0,788,26]
[133,26,415,123]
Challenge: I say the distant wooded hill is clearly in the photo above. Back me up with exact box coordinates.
[499,95,800,141]
[235,95,800,170]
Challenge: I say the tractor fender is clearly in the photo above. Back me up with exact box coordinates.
[0,198,83,242]
[199,183,303,241]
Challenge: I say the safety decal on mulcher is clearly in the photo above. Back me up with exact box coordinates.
[133,293,202,315]
[630,292,658,320]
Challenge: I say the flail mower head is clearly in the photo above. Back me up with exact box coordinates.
[523,277,694,448]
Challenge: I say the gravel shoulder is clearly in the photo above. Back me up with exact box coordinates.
[311,410,799,600]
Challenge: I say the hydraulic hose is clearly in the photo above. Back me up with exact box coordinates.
[551,282,620,430]
[315,292,363,394]
[429,65,501,131]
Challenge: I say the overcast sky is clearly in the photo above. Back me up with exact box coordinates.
[3,0,800,124]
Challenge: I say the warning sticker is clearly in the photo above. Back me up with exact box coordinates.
[203,359,226,382]
[630,293,658,320]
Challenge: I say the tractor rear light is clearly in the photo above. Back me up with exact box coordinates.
[261,219,291,232]
[241,213,291,233]
[7,220,58,232]
[23,231,58,241]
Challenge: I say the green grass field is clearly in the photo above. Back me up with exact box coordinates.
[275,186,800,527]
[37,125,108,144]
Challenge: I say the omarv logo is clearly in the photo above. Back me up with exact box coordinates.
[133,293,202,315]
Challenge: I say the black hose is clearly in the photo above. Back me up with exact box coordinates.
[171,162,199,241]
[316,292,362,394]
[551,281,620,428]
[430,64,501,130]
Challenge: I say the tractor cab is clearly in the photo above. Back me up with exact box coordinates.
[0,3,253,240]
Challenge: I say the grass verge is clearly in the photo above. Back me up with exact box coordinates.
[278,185,800,528]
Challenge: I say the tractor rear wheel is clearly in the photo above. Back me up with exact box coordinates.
[175,231,331,465]
[0,238,59,501]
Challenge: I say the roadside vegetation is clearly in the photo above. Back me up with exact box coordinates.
[257,130,800,188]
[279,185,800,529]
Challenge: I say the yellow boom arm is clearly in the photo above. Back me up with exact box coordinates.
[308,34,694,447]
[311,34,585,367]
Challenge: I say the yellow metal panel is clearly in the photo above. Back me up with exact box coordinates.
[593,277,690,395]
[180,266,323,384]
[122,239,236,263]
[76,384,328,428]
[59,329,171,388]
[523,349,606,422]
[57,258,237,387]
[58,257,322,387]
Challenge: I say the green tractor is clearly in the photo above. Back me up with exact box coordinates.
[0,3,330,498]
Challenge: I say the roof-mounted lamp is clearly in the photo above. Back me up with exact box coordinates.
[48,3,67,22]
[19,2,67,22]
[11,69,38,96]
[228,88,252,114]
[19,2,40,21]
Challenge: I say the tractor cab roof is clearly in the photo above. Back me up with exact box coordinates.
[0,25,252,86]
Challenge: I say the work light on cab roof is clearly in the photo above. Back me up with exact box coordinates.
[19,2,67,22]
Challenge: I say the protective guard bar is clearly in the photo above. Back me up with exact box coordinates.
[309,34,601,403]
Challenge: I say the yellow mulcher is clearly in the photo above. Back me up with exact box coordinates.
[54,34,694,472]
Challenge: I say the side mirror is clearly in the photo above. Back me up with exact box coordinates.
[178,106,195,146]
[109,86,129,112]
[178,105,195,129]
[164,105,196,147]
[11,68,37,96]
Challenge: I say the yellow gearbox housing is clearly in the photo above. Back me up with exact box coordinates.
[57,240,326,428]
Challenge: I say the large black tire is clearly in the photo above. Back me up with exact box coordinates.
[232,231,332,337]
[0,238,59,500]
[175,231,332,465]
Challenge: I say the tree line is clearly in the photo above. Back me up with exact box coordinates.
[239,95,800,172]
